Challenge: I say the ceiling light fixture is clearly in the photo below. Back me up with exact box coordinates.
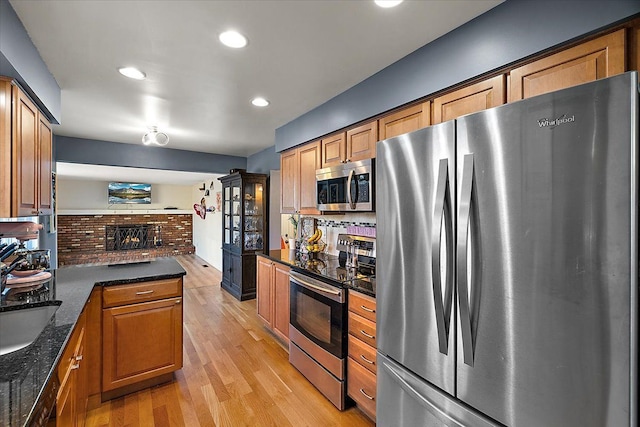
[142,126,169,146]
[118,67,146,80]
[251,97,269,107]
[219,30,248,48]
[375,0,404,8]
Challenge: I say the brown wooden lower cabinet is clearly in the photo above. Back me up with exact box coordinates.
[256,255,291,345]
[347,357,377,420]
[56,308,87,427]
[347,290,377,421]
[102,278,183,395]
[102,297,183,392]
[53,277,184,426]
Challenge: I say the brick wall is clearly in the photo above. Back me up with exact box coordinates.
[58,214,194,266]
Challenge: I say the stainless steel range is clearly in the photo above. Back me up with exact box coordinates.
[288,234,376,410]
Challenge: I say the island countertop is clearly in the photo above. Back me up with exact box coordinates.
[0,258,186,427]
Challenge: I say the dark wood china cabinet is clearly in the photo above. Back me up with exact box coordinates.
[219,171,268,301]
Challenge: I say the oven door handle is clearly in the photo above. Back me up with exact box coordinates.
[290,271,344,302]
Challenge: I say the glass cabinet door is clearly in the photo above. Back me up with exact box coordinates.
[232,183,241,249]
[243,182,264,251]
[224,186,231,245]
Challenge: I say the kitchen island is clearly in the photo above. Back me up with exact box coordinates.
[0,258,186,427]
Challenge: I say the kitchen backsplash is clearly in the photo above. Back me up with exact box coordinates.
[281,213,376,255]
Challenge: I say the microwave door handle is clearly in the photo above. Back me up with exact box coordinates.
[457,153,475,367]
[346,169,356,209]
[431,159,453,355]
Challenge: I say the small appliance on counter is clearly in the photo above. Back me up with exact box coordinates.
[0,222,51,298]
[336,234,376,275]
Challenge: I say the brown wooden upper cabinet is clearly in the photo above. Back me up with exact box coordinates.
[320,132,346,167]
[433,75,506,124]
[0,77,53,217]
[280,140,321,215]
[378,101,431,140]
[346,120,377,163]
[321,120,378,167]
[280,149,298,214]
[509,29,625,102]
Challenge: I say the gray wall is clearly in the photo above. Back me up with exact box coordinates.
[55,135,247,175]
[0,0,61,123]
[275,0,640,152]
[247,145,280,174]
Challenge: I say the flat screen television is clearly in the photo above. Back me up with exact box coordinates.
[108,182,151,204]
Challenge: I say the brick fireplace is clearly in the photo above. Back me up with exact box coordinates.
[57,214,195,266]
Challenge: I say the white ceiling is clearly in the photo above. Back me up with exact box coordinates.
[11,0,502,184]
[11,0,503,155]
[56,162,221,186]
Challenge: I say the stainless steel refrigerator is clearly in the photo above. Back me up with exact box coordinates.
[376,71,638,427]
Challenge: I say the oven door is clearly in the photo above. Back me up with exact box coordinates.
[289,271,346,359]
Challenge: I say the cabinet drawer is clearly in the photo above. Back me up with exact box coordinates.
[348,335,377,375]
[348,291,376,322]
[348,356,377,420]
[348,312,376,348]
[103,277,182,308]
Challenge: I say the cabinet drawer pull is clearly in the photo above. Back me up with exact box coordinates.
[135,290,154,295]
[360,305,375,313]
[71,364,80,370]
[75,355,83,361]
[175,299,182,304]
[360,354,375,365]
[360,330,375,339]
[359,388,375,400]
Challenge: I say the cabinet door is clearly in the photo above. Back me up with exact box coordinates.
[280,149,298,213]
[75,329,88,427]
[433,75,505,124]
[346,121,377,162]
[222,249,232,288]
[231,253,243,293]
[37,115,53,215]
[272,262,291,344]
[256,256,273,325]
[509,29,625,102]
[102,297,183,392]
[13,88,39,217]
[298,141,321,215]
[57,367,77,427]
[321,132,346,167]
[0,79,11,218]
[378,101,431,140]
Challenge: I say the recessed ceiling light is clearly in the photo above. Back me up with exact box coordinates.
[219,30,248,48]
[118,67,146,80]
[375,0,403,8]
[251,97,269,107]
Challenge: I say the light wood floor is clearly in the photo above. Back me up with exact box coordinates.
[86,255,375,427]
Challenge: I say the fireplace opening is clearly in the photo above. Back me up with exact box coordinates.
[106,224,150,251]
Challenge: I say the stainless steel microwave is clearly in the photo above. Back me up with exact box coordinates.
[316,159,374,212]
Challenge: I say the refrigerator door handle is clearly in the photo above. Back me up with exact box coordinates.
[432,158,454,355]
[458,153,475,367]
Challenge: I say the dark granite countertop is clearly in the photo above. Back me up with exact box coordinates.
[0,258,186,427]
[261,249,376,298]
